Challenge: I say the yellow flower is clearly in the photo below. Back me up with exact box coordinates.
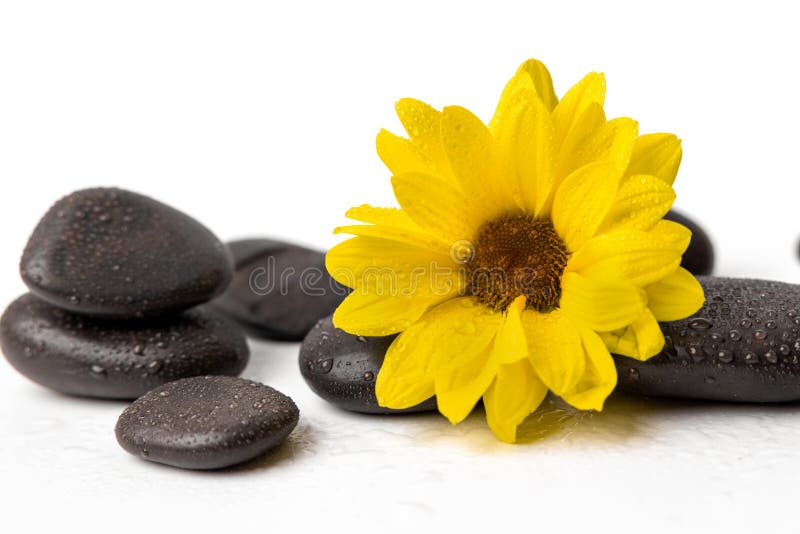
[326,59,705,443]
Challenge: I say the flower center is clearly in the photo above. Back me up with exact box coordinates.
[466,214,568,312]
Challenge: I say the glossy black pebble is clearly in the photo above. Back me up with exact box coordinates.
[212,239,348,341]
[615,276,800,402]
[299,316,436,414]
[21,187,233,318]
[664,209,715,276]
[0,293,249,399]
[115,376,298,470]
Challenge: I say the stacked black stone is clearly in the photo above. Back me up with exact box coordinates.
[1,187,249,399]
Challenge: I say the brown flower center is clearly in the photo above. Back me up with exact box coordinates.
[466,214,568,312]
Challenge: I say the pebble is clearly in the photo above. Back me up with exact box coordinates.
[615,276,800,402]
[20,188,233,318]
[664,209,715,276]
[0,293,249,399]
[212,239,348,341]
[115,376,298,470]
[299,316,437,414]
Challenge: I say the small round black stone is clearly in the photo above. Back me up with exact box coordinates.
[0,293,249,399]
[299,316,437,414]
[615,276,800,402]
[664,209,715,276]
[20,187,233,318]
[115,376,298,470]
[211,239,349,341]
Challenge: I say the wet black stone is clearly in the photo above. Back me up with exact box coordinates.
[211,239,348,341]
[664,209,715,276]
[615,276,800,402]
[20,188,233,318]
[0,293,249,399]
[115,376,298,470]
[299,316,437,414]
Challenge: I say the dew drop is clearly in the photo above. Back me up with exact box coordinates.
[363,371,375,381]
[688,318,713,330]
[89,364,107,378]
[754,330,767,341]
[315,358,333,374]
[729,330,742,342]
[743,351,759,364]
[717,350,734,364]
[146,360,163,374]
[764,350,779,364]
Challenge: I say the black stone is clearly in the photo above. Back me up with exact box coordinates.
[299,316,437,414]
[0,293,249,399]
[615,276,800,402]
[664,209,715,276]
[211,239,348,341]
[20,188,233,318]
[115,376,298,470]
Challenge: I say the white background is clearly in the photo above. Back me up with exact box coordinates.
[1,1,799,532]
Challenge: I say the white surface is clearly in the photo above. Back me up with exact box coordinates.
[1,1,800,532]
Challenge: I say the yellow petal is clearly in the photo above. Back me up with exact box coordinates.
[484,359,548,443]
[376,128,438,177]
[646,267,705,322]
[560,271,647,331]
[335,205,450,253]
[552,71,606,154]
[395,98,449,174]
[551,161,622,251]
[333,291,449,337]
[489,69,554,214]
[376,297,502,409]
[325,236,462,297]
[441,106,511,218]
[561,328,617,411]
[554,116,638,184]
[391,171,477,243]
[493,295,528,364]
[600,308,665,361]
[435,345,497,424]
[600,174,676,233]
[627,133,682,186]
[516,58,558,111]
[567,220,690,286]
[522,308,585,396]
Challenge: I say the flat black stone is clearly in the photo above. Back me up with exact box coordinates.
[20,188,233,318]
[615,276,800,402]
[0,293,249,399]
[299,316,437,414]
[211,239,348,341]
[664,209,715,276]
[115,376,298,470]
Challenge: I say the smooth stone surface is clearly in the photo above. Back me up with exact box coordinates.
[664,209,715,276]
[299,316,437,414]
[115,376,298,470]
[0,293,249,399]
[212,238,348,341]
[615,276,800,402]
[21,187,233,318]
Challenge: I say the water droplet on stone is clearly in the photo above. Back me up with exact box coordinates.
[146,360,163,374]
[627,368,640,381]
[688,318,713,330]
[89,364,107,378]
[133,344,144,356]
[779,344,791,356]
[363,371,374,381]
[764,350,779,364]
[740,319,753,329]
[718,350,734,363]
[315,358,333,374]
[743,351,759,364]
[754,330,767,341]
[729,330,742,341]
[766,320,777,330]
